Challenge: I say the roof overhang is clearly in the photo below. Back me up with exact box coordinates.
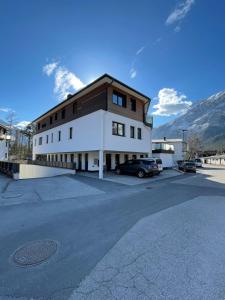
[33,74,151,123]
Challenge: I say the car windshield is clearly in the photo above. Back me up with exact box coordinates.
[185,162,195,166]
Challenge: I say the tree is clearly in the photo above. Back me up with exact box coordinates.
[187,133,203,159]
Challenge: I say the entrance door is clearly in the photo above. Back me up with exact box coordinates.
[78,153,82,171]
[85,153,88,171]
[106,154,111,171]
[115,154,120,167]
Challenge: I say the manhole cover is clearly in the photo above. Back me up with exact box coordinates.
[2,193,22,199]
[12,240,58,266]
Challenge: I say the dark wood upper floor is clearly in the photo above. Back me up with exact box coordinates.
[34,74,151,134]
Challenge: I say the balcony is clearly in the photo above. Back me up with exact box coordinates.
[152,143,175,154]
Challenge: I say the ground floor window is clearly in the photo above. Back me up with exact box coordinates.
[115,154,120,166]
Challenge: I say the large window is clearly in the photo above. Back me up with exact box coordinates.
[112,91,126,107]
[130,126,135,138]
[112,122,125,136]
[137,128,142,140]
[130,99,136,112]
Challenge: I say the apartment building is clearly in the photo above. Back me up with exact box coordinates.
[0,121,9,161]
[32,74,152,178]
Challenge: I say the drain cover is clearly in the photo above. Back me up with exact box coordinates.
[13,240,58,266]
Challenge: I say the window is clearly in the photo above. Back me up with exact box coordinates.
[55,155,58,162]
[70,154,74,163]
[50,116,53,125]
[61,109,66,119]
[58,131,61,141]
[112,91,126,107]
[42,123,46,128]
[73,102,77,114]
[140,154,144,158]
[46,135,49,144]
[64,154,67,162]
[112,122,125,136]
[60,154,63,162]
[5,153,7,159]
[132,154,137,159]
[51,133,53,143]
[130,99,136,111]
[6,141,8,147]
[124,154,129,162]
[137,128,142,140]
[130,126,135,138]
[55,113,58,121]
[39,137,42,145]
[37,123,40,130]
[69,127,73,139]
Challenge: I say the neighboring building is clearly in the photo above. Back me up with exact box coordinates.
[0,121,10,161]
[32,74,152,178]
[152,138,188,167]
[201,155,225,166]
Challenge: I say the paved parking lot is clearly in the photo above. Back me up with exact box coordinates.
[0,165,225,299]
[79,169,180,185]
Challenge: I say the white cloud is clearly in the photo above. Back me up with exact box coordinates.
[15,121,30,129]
[153,88,192,116]
[0,107,11,113]
[166,0,195,26]
[43,62,58,76]
[54,67,85,101]
[130,68,137,79]
[43,62,85,101]
[136,46,145,56]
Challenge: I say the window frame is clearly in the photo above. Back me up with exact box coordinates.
[112,91,127,108]
[130,126,135,138]
[137,128,142,140]
[58,130,61,142]
[69,127,73,139]
[61,109,66,119]
[130,98,136,112]
[112,121,125,137]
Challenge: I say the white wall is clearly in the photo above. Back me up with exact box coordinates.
[15,164,75,179]
[33,110,103,158]
[103,111,151,153]
[33,110,152,158]
[152,153,175,168]
[0,140,8,161]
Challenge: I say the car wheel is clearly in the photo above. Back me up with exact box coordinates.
[137,170,145,178]
[116,168,121,175]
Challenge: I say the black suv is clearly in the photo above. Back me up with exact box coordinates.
[115,159,159,178]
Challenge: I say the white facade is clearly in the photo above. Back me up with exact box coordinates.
[33,110,152,177]
[152,139,187,163]
[152,153,175,168]
[0,124,9,161]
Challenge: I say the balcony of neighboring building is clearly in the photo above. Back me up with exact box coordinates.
[152,143,175,154]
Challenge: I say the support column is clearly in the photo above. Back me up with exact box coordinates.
[99,150,104,179]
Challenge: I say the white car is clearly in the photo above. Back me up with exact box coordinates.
[142,157,163,172]
[195,158,202,167]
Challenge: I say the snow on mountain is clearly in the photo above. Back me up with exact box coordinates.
[153,90,225,148]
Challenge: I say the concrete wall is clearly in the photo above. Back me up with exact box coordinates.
[15,164,75,179]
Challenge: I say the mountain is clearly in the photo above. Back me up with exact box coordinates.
[153,90,225,149]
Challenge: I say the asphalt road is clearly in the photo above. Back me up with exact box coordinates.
[0,167,225,299]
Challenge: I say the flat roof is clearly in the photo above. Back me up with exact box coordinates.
[152,139,183,143]
[33,73,151,123]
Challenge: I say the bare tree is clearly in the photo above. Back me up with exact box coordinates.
[187,133,203,159]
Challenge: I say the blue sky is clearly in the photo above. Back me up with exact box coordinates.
[0,0,225,128]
